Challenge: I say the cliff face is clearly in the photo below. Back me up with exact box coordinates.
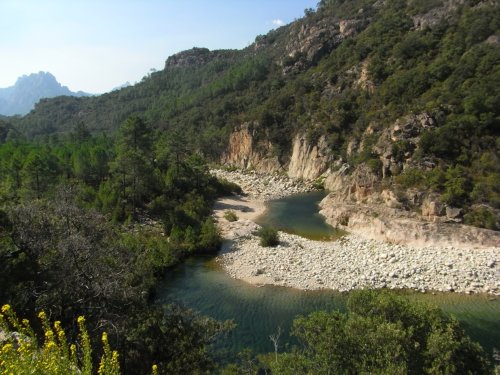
[288,134,332,180]
[221,122,282,174]
[319,193,500,248]
[164,47,237,69]
[222,128,332,180]
[319,161,500,248]
[279,16,364,74]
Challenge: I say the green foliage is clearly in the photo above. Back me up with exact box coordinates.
[0,117,235,372]
[463,207,498,230]
[392,140,413,163]
[224,210,238,222]
[266,290,491,374]
[198,217,222,253]
[395,167,425,189]
[256,226,279,247]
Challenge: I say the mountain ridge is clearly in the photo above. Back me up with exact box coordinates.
[0,71,91,116]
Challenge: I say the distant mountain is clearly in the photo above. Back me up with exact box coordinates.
[0,72,91,116]
[111,81,132,92]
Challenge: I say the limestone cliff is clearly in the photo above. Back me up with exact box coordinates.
[288,134,332,180]
[221,122,282,174]
[223,128,333,180]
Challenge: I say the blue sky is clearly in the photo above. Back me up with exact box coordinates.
[0,0,318,93]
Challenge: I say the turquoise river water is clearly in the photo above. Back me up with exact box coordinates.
[158,192,500,358]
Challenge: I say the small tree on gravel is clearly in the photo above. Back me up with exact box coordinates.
[224,210,238,222]
[257,226,279,247]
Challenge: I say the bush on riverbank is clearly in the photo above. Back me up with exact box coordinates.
[224,210,238,222]
[256,227,279,247]
[260,290,492,374]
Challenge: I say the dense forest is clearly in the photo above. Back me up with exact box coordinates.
[1,0,499,373]
[0,118,244,373]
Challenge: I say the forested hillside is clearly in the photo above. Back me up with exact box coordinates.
[0,118,240,373]
[5,0,499,230]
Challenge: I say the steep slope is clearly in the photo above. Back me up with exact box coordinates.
[9,0,500,234]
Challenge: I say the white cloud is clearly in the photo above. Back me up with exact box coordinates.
[272,19,285,27]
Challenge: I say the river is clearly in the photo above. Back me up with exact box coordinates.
[157,192,500,357]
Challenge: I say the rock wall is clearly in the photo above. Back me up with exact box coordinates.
[221,122,282,174]
[287,134,332,180]
[319,196,500,249]
[320,159,500,249]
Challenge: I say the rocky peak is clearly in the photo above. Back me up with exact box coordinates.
[0,71,89,116]
[165,47,214,69]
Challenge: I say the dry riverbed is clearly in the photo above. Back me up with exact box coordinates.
[211,169,499,295]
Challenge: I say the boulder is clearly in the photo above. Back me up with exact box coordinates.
[446,206,463,220]
[422,199,444,218]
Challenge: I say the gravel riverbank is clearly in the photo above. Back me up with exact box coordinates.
[212,169,499,295]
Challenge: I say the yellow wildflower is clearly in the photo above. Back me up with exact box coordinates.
[1,343,13,353]
[38,311,46,320]
[1,304,11,313]
[77,316,85,324]
[46,341,57,350]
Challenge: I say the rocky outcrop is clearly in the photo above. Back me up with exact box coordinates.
[324,163,379,202]
[288,134,332,180]
[412,0,465,30]
[222,126,335,179]
[165,47,235,69]
[281,17,364,74]
[221,122,282,174]
[319,194,500,249]
[374,112,436,178]
[320,156,500,249]
[355,59,375,93]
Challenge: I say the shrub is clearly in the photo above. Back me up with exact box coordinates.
[366,157,383,177]
[224,210,238,222]
[198,217,222,253]
[464,207,498,230]
[267,290,491,375]
[256,226,279,247]
[312,177,325,190]
[216,178,243,196]
[395,167,425,188]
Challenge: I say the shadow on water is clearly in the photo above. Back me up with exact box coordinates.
[157,191,500,359]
